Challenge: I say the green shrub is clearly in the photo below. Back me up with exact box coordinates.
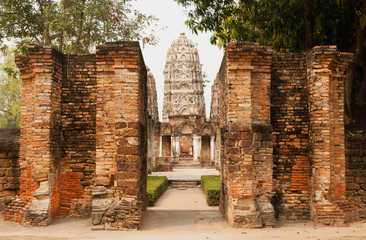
[147,176,168,206]
[201,175,220,206]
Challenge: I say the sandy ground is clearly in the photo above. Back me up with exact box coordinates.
[1,187,366,240]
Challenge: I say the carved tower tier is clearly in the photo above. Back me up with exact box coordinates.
[162,33,206,122]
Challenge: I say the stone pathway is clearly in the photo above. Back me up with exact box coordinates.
[141,187,227,231]
[147,187,216,210]
[1,186,366,240]
[149,168,220,181]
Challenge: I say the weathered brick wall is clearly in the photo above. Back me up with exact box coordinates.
[4,47,97,225]
[4,42,147,229]
[147,68,159,172]
[218,43,275,228]
[153,122,162,168]
[216,43,359,227]
[210,75,219,123]
[59,55,96,218]
[271,53,310,221]
[346,133,366,218]
[0,129,20,213]
[4,46,63,226]
[307,46,358,225]
[91,42,147,230]
[217,53,228,128]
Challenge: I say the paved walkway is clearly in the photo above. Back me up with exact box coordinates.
[141,187,228,231]
[147,187,216,210]
[149,168,220,181]
[1,186,366,240]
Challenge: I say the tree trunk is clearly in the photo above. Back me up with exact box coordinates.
[59,32,64,52]
[345,0,366,122]
[58,0,67,52]
[37,0,52,45]
[359,57,366,104]
[74,0,86,53]
[304,2,314,50]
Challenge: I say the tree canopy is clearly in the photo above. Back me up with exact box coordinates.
[177,0,366,124]
[0,46,21,128]
[0,0,160,128]
[0,0,159,53]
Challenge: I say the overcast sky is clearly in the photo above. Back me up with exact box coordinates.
[132,0,224,119]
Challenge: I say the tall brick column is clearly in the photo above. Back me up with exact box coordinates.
[4,46,63,226]
[91,42,147,230]
[307,46,359,225]
[218,43,275,228]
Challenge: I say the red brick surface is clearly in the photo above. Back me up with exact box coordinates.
[307,47,358,225]
[93,42,147,230]
[216,43,359,227]
[271,53,310,220]
[0,129,20,213]
[3,42,147,229]
[218,43,275,228]
[4,46,63,226]
[346,133,366,218]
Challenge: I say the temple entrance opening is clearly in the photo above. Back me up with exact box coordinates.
[145,33,222,228]
[201,135,211,167]
[148,33,219,171]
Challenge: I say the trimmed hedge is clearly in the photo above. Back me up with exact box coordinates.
[147,176,168,206]
[201,175,220,206]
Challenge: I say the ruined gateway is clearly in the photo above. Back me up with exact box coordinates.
[0,33,364,229]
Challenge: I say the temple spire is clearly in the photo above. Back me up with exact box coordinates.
[162,33,205,122]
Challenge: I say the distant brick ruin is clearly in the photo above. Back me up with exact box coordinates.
[153,33,217,171]
[0,34,365,229]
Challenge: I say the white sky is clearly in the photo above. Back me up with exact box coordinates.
[132,0,224,119]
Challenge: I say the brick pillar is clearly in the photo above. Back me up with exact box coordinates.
[307,46,359,225]
[92,42,147,230]
[4,46,63,226]
[219,43,275,228]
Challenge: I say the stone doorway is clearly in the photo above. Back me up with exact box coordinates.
[201,135,211,167]
[179,135,193,157]
[162,136,171,157]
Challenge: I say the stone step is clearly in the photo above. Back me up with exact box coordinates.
[171,181,199,188]
[177,157,194,164]
[173,164,202,169]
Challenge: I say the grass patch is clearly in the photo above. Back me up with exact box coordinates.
[201,175,220,206]
[147,176,168,206]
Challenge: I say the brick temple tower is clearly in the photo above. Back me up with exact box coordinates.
[154,33,217,170]
[162,33,206,121]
